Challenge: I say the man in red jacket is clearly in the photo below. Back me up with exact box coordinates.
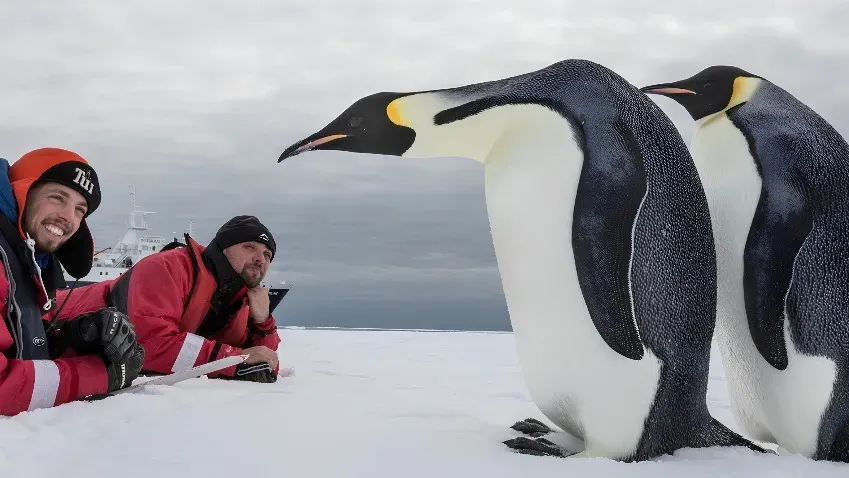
[57,215,283,383]
[0,148,144,416]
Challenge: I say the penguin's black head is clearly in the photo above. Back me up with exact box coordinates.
[278,92,417,162]
[640,65,762,121]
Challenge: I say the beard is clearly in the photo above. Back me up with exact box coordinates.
[32,226,69,253]
[25,215,73,253]
[239,265,264,288]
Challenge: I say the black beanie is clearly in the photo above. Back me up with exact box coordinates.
[211,215,276,260]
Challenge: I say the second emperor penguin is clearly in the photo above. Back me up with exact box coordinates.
[643,65,849,463]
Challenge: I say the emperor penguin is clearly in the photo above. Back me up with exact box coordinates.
[277,59,765,461]
[641,66,849,463]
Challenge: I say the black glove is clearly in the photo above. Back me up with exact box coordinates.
[224,362,277,383]
[105,342,145,392]
[49,307,138,363]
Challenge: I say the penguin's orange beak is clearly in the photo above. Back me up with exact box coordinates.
[279,134,349,161]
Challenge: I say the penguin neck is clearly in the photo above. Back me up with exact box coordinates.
[401,98,555,164]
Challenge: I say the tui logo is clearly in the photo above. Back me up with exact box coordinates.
[72,167,95,195]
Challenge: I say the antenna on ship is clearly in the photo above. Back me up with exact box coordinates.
[128,186,155,232]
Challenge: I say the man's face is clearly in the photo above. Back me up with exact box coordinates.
[222,241,272,288]
[23,182,88,253]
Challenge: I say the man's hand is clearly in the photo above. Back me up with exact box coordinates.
[104,342,145,392]
[232,362,277,383]
[241,345,279,370]
[246,286,270,323]
[222,346,282,383]
[49,307,138,363]
[96,308,139,364]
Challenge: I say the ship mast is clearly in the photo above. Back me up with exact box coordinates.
[113,186,155,261]
[128,186,154,233]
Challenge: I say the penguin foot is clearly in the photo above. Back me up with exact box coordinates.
[503,436,569,457]
[510,417,554,437]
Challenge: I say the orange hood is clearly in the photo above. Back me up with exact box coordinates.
[9,147,101,279]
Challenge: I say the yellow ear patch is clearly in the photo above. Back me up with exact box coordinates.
[387,99,407,126]
[727,76,760,111]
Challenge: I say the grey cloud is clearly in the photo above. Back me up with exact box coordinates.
[1,1,848,330]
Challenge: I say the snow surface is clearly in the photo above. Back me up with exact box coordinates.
[1,327,847,477]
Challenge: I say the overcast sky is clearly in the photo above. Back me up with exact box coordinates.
[1,1,847,330]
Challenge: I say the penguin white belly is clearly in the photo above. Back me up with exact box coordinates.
[692,115,836,455]
[482,109,661,458]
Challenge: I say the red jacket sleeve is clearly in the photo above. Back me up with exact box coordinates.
[49,280,112,321]
[247,314,281,351]
[119,253,246,377]
[0,265,108,416]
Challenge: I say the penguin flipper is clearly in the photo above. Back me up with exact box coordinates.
[743,177,813,371]
[571,122,646,361]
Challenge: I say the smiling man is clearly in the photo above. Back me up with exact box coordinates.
[56,215,283,383]
[0,147,145,415]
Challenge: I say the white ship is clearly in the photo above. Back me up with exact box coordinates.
[60,188,292,314]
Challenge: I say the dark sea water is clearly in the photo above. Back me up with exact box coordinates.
[275,296,512,332]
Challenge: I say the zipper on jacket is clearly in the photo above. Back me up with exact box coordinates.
[25,234,52,311]
[0,244,24,359]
